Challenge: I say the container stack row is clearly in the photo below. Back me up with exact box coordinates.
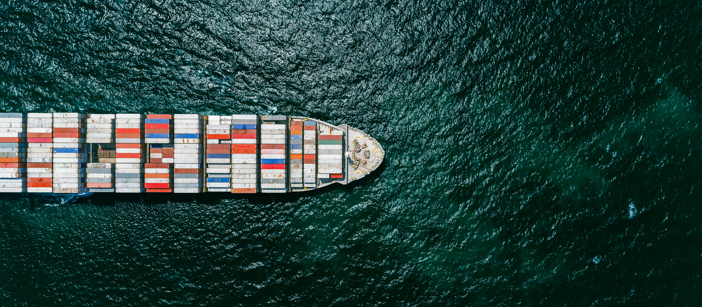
[260,115,286,193]
[289,119,304,190]
[174,114,203,193]
[303,121,317,188]
[145,114,172,192]
[317,123,344,184]
[27,113,53,193]
[52,113,86,194]
[116,114,144,193]
[205,115,232,192]
[0,113,25,193]
[86,114,115,192]
[231,115,258,193]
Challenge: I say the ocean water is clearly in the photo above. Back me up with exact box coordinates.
[1,0,702,305]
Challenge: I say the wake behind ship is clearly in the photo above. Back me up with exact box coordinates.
[0,113,384,193]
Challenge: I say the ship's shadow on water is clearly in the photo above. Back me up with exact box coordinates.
[61,160,387,207]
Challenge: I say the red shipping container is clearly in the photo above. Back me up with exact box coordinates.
[27,163,52,168]
[232,149,256,154]
[146,188,172,193]
[145,124,170,129]
[145,163,170,168]
[304,126,316,130]
[207,144,230,149]
[87,183,112,188]
[27,133,52,138]
[145,173,170,178]
[27,138,52,143]
[53,133,79,138]
[232,144,257,149]
[150,158,162,163]
[206,134,230,139]
[117,144,143,148]
[304,154,316,160]
[175,169,199,174]
[207,149,230,154]
[304,159,315,164]
[0,138,23,143]
[147,114,172,119]
[319,135,343,140]
[331,174,344,178]
[0,163,21,168]
[28,178,52,183]
[145,183,170,188]
[27,182,52,188]
[116,128,140,134]
[231,188,256,194]
[261,164,285,169]
[53,128,79,133]
[232,129,256,134]
[261,144,284,149]
[116,153,141,159]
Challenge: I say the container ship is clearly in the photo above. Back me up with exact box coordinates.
[0,113,384,194]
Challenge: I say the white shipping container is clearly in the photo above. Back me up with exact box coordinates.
[116,114,142,119]
[232,164,257,169]
[174,114,200,119]
[115,138,142,143]
[145,178,169,183]
[261,183,285,189]
[116,148,142,154]
[115,157,144,163]
[116,183,142,188]
[232,115,257,120]
[232,184,258,188]
[231,139,258,144]
[27,127,52,132]
[261,124,285,130]
[174,164,199,169]
[231,173,257,179]
[232,159,256,164]
[206,158,230,164]
[174,139,200,144]
[175,178,199,183]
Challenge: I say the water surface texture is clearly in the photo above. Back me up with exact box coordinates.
[1,0,702,305]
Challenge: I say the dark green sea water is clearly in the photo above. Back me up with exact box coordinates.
[1,0,702,305]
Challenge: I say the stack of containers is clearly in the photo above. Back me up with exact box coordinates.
[303,121,317,188]
[317,123,344,184]
[231,115,258,193]
[26,113,53,193]
[289,119,304,190]
[145,114,172,192]
[205,115,232,192]
[86,114,115,192]
[115,114,144,193]
[0,113,26,193]
[52,113,86,193]
[173,114,203,193]
[260,115,286,193]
